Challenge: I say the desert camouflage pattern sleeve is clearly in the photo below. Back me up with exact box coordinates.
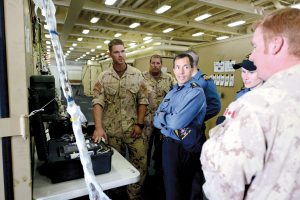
[92,72,105,108]
[137,72,149,105]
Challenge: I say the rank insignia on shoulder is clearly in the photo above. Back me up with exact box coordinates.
[202,74,211,80]
[190,82,199,88]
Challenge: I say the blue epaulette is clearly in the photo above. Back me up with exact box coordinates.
[201,74,211,81]
[190,82,199,88]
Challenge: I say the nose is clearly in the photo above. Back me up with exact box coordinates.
[249,52,254,61]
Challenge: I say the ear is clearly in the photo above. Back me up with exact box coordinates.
[270,36,284,55]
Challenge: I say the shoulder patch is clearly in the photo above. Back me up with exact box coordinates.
[190,82,199,88]
[201,74,211,80]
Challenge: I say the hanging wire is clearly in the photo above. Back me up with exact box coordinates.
[32,0,110,199]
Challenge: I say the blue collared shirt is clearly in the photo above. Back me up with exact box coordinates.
[193,70,221,121]
[153,79,207,141]
[236,88,251,99]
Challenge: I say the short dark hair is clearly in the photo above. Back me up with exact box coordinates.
[150,54,162,63]
[108,39,124,52]
[173,53,194,68]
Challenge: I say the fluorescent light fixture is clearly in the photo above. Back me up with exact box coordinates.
[155,5,171,14]
[72,43,77,47]
[82,29,90,34]
[291,3,300,9]
[143,36,152,41]
[101,53,105,56]
[45,34,50,38]
[90,17,100,23]
[114,33,122,37]
[105,0,117,6]
[46,49,50,52]
[46,45,51,49]
[77,37,83,41]
[104,40,110,44]
[46,41,51,45]
[228,20,246,27]
[44,24,49,30]
[129,22,140,29]
[144,39,153,44]
[154,42,162,46]
[128,42,136,47]
[163,28,174,33]
[67,50,71,53]
[69,47,74,50]
[86,52,90,55]
[96,45,102,49]
[216,36,229,40]
[192,32,204,37]
[91,49,95,52]
[194,13,212,21]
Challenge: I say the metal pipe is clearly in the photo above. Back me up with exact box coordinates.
[0,0,14,199]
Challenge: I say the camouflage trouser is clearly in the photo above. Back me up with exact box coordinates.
[108,133,147,200]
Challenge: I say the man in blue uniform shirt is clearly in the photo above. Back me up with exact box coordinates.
[185,50,221,121]
[154,53,207,200]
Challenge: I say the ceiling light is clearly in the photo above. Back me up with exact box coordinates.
[47,49,50,52]
[227,20,246,27]
[77,37,83,41]
[105,0,117,6]
[45,34,50,38]
[128,42,136,47]
[67,50,71,53]
[46,45,51,49]
[192,32,204,37]
[155,5,171,14]
[96,45,102,49]
[104,40,110,44]
[90,17,100,23]
[86,52,90,55]
[69,47,74,50]
[129,22,140,29]
[194,13,212,21]
[82,29,90,34]
[44,24,49,30]
[114,33,122,37]
[216,36,229,40]
[143,36,152,41]
[46,41,51,45]
[101,53,105,56]
[144,39,153,44]
[72,43,77,47]
[291,3,300,9]
[163,28,174,33]
[91,49,95,52]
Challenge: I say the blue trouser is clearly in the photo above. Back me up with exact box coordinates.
[162,137,204,200]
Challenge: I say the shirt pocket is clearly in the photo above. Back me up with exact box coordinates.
[104,86,117,104]
[128,85,139,100]
[159,99,170,111]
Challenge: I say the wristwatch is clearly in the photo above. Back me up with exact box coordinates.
[135,123,145,129]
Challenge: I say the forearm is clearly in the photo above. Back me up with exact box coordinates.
[137,104,147,124]
[92,104,103,129]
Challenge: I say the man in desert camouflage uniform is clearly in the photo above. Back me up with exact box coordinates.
[92,39,148,200]
[143,55,176,154]
[201,8,300,200]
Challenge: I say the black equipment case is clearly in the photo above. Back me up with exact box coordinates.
[39,137,113,183]
[29,75,113,183]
